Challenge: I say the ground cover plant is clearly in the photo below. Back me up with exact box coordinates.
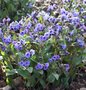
[0,0,35,20]
[0,0,86,90]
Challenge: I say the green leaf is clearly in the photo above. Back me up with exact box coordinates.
[40,79,46,88]
[17,69,29,78]
[4,0,10,3]
[6,69,18,76]
[52,73,59,81]
[72,56,82,66]
[1,51,5,56]
[47,74,55,83]
[38,70,44,75]
[27,67,33,73]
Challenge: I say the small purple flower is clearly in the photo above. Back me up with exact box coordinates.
[18,60,30,67]
[44,32,50,39]
[48,16,56,23]
[69,30,74,36]
[43,14,49,20]
[51,55,60,61]
[61,44,67,50]
[34,23,44,32]
[40,35,47,42]
[60,8,68,15]
[65,64,70,72]
[18,60,25,67]
[48,58,53,63]
[20,39,25,45]
[64,51,70,55]
[25,28,29,34]
[37,23,44,31]
[30,49,35,56]
[6,17,11,22]
[9,21,21,31]
[14,42,23,50]
[25,51,31,58]
[83,0,86,4]
[0,45,6,51]
[2,18,7,23]
[23,61,30,67]
[27,22,32,29]
[3,36,11,44]
[20,30,25,36]
[31,11,37,18]
[34,27,38,32]
[0,29,3,38]
[43,63,49,70]
[71,17,80,25]
[28,2,33,8]
[35,63,44,70]
[76,39,85,47]
[73,12,79,17]
[49,29,55,35]
[62,0,70,3]
[47,5,54,12]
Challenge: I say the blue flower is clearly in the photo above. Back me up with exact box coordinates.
[6,17,11,22]
[25,28,29,34]
[43,63,49,70]
[0,29,3,38]
[60,8,68,15]
[18,60,24,67]
[27,22,32,29]
[40,34,49,42]
[14,42,23,50]
[73,11,79,17]
[23,61,30,67]
[20,30,25,36]
[25,51,31,58]
[48,16,57,23]
[61,44,67,50]
[2,18,6,23]
[51,55,60,61]
[49,29,55,35]
[9,21,21,31]
[35,63,43,70]
[3,36,11,44]
[0,44,6,51]
[44,32,50,38]
[18,60,30,67]
[47,5,54,12]
[69,30,74,36]
[83,0,86,4]
[65,64,70,72]
[28,2,33,8]
[20,39,25,45]
[77,39,85,47]
[30,49,35,56]
[48,58,53,63]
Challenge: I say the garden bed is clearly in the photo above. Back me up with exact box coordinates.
[0,0,86,90]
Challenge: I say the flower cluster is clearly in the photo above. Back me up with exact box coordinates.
[0,1,86,88]
[35,62,49,70]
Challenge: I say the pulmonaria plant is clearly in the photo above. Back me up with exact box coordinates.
[0,0,86,89]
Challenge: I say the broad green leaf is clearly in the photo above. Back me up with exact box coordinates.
[27,67,33,73]
[38,70,44,75]
[52,73,59,81]
[1,51,5,56]
[17,69,29,78]
[47,74,55,83]
[40,79,46,88]
[6,69,18,76]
